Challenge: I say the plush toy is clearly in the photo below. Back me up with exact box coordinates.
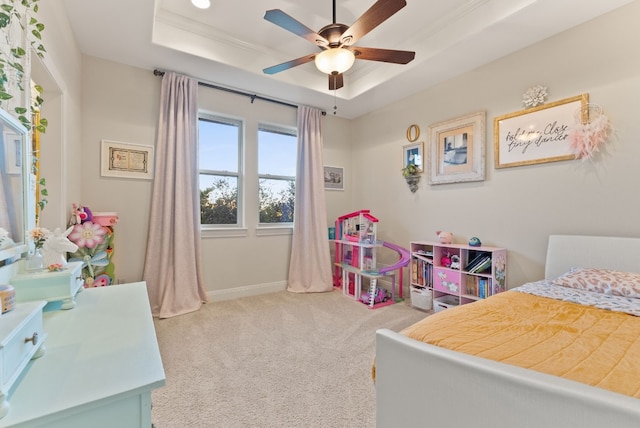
[436,230,453,244]
[469,237,482,247]
[70,203,93,225]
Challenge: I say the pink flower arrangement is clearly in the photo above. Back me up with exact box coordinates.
[28,227,50,249]
[69,222,107,249]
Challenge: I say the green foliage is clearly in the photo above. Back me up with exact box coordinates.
[200,178,237,225]
[0,0,47,129]
[259,180,295,223]
[199,177,296,225]
[401,163,421,177]
[37,177,47,211]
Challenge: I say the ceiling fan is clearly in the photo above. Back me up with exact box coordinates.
[262,0,416,90]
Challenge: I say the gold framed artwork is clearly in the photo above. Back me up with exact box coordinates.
[494,94,588,168]
[428,111,485,185]
[100,140,154,179]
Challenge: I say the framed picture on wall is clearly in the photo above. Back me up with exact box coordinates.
[494,94,588,168]
[402,142,424,171]
[101,140,154,179]
[324,166,344,190]
[428,111,486,185]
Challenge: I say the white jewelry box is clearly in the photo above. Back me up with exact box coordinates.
[10,261,84,310]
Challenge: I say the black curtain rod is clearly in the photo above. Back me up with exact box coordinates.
[153,69,326,116]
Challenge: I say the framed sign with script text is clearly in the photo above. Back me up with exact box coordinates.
[494,94,588,168]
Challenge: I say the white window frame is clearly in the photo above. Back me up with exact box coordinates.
[257,123,297,232]
[198,112,245,236]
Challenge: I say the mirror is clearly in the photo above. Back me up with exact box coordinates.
[0,107,30,260]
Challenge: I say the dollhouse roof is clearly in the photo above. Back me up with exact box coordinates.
[338,209,378,222]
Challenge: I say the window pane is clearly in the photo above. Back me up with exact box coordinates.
[199,119,239,172]
[259,178,295,223]
[200,174,238,225]
[258,129,296,176]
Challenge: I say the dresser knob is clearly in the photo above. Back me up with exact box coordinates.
[25,332,38,346]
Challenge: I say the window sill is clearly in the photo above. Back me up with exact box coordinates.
[201,228,249,239]
[200,226,293,238]
[256,225,293,237]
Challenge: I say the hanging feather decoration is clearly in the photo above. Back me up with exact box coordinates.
[567,104,612,160]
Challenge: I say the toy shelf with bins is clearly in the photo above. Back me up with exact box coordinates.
[410,241,507,309]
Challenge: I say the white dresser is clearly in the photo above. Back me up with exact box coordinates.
[0,282,166,427]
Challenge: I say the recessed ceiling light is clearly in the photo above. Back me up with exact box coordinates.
[191,0,211,9]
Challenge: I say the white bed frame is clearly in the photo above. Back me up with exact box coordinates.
[376,235,640,428]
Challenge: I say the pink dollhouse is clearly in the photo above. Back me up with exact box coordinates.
[332,210,410,308]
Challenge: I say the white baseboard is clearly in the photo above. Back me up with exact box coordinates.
[206,280,287,302]
[206,278,408,303]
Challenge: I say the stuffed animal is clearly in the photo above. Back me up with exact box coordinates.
[469,237,482,247]
[70,203,93,225]
[436,230,453,244]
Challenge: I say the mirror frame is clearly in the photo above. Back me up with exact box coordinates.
[0,107,32,264]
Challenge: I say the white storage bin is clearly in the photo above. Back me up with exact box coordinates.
[410,286,432,311]
[433,295,459,312]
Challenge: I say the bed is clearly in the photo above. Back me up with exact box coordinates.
[375,235,640,428]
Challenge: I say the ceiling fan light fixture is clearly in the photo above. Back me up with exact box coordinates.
[191,0,211,9]
[314,48,355,75]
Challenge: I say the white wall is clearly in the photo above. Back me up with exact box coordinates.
[80,57,159,284]
[34,1,640,297]
[350,1,640,289]
[34,2,83,230]
[80,58,352,294]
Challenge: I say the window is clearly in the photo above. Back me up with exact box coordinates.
[258,124,297,224]
[198,114,242,226]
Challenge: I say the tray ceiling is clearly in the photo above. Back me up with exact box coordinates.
[61,0,632,118]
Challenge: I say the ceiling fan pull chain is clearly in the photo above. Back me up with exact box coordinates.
[333,89,338,115]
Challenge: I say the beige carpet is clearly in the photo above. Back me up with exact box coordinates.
[151,289,428,427]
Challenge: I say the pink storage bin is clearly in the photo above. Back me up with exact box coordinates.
[92,212,119,226]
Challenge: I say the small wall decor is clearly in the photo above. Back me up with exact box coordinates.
[406,124,420,142]
[101,140,154,179]
[522,85,548,108]
[324,165,344,190]
[494,94,588,168]
[567,103,612,160]
[403,141,424,171]
[402,142,423,192]
[428,111,485,185]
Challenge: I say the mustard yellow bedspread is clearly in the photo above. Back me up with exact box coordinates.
[400,291,640,398]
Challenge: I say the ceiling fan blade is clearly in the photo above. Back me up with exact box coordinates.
[264,9,329,47]
[340,0,407,46]
[350,46,415,64]
[263,54,316,74]
[329,73,344,90]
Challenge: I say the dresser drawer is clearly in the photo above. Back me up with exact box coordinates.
[0,301,46,395]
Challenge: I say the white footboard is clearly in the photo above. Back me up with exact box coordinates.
[375,329,640,428]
